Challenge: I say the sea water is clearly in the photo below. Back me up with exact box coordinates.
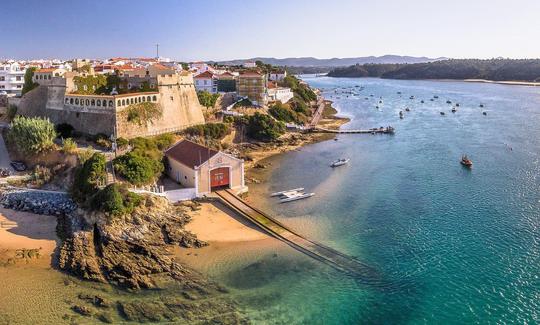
[215,77,540,324]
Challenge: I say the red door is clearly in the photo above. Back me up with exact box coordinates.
[210,167,230,189]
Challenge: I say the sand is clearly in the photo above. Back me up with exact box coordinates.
[0,208,58,256]
[185,201,270,242]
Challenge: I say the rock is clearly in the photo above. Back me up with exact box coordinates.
[72,305,92,316]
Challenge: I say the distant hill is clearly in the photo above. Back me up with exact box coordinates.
[327,59,540,82]
[216,55,446,67]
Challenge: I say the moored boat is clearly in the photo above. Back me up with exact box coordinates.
[460,155,473,168]
[440,111,445,115]
[331,158,350,167]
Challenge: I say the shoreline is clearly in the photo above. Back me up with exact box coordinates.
[325,75,540,87]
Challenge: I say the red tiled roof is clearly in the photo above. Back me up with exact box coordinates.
[36,68,56,73]
[268,81,277,89]
[165,139,219,169]
[194,71,214,79]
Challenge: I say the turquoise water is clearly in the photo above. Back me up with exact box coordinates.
[221,78,540,324]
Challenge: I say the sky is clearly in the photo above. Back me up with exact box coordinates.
[2,0,539,61]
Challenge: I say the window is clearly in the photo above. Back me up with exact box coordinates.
[91,99,95,106]
[130,98,134,104]
[83,85,88,91]
[55,73,59,77]
[75,98,79,105]
[108,100,113,106]
[76,113,80,118]
[16,85,21,88]
[0,85,4,89]
[169,96,173,101]
[0,76,5,81]
[97,100,101,106]
[117,100,121,106]
[48,75,51,80]
[147,96,151,101]
[150,83,155,88]
[122,99,126,106]
[70,98,74,104]
[65,98,69,104]
[85,99,89,106]
[142,96,146,102]
[16,76,22,81]
[153,95,157,101]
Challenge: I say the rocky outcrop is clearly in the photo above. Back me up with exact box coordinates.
[0,187,248,323]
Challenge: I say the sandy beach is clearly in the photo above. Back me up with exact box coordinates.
[463,79,540,86]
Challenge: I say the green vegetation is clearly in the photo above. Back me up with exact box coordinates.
[113,152,163,186]
[327,59,540,81]
[279,75,316,118]
[116,137,129,150]
[197,91,220,108]
[61,138,77,154]
[126,102,162,125]
[238,112,285,141]
[21,67,39,95]
[9,116,57,154]
[77,147,95,164]
[6,104,17,120]
[73,75,108,95]
[268,102,307,124]
[184,123,230,139]
[71,152,106,203]
[233,98,252,108]
[91,184,142,217]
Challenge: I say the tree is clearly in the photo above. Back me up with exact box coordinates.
[91,183,142,217]
[9,116,57,154]
[21,67,39,95]
[113,152,163,185]
[71,152,106,203]
[184,123,230,139]
[245,112,285,141]
[197,91,220,108]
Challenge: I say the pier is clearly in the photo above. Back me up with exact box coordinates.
[311,126,395,134]
[214,189,379,281]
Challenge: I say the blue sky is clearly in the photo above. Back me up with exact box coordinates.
[2,0,539,60]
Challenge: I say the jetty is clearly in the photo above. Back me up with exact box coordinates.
[214,189,379,281]
[311,126,395,134]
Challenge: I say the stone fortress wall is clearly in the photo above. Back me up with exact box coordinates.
[16,70,205,138]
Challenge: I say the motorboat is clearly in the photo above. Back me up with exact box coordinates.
[434,95,439,99]
[483,111,487,115]
[420,100,425,103]
[405,107,410,112]
[440,111,446,115]
[479,104,484,108]
[270,188,305,197]
[279,192,315,203]
[461,155,473,168]
[451,107,457,113]
[455,103,460,107]
[446,100,452,104]
[409,96,415,99]
[331,158,350,167]
[399,111,404,119]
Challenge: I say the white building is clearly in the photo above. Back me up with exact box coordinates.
[243,61,257,68]
[267,82,293,103]
[190,61,214,75]
[269,70,287,81]
[193,71,217,93]
[0,62,25,96]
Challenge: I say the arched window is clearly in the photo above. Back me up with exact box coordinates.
[122,99,126,106]
[147,96,151,101]
[153,95,157,101]
[91,99,95,106]
[108,100,113,107]
[97,100,101,106]
[70,98,74,105]
[48,75,51,80]
[55,73,59,77]
[117,100,121,106]
[85,99,90,106]
[142,96,146,102]
[65,98,69,104]
[75,98,79,105]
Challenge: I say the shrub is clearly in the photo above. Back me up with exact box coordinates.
[62,138,77,154]
[77,146,95,164]
[113,152,163,185]
[29,165,53,187]
[56,123,74,138]
[223,116,234,123]
[233,98,252,108]
[184,123,230,140]
[9,116,57,154]
[154,133,175,150]
[126,102,162,125]
[116,137,129,150]
[71,152,106,203]
[245,112,285,141]
[268,102,305,123]
[91,183,142,217]
[6,104,17,120]
[197,91,220,108]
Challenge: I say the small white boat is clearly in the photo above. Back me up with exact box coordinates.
[279,192,315,203]
[271,188,304,197]
[331,158,350,167]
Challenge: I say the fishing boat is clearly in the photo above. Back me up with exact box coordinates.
[399,111,404,119]
[455,103,460,107]
[451,107,457,113]
[409,96,415,99]
[446,100,452,104]
[440,111,446,115]
[461,155,473,168]
[420,100,425,103]
[405,107,410,112]
[331,158,350,167]
[434,95,439,99]
[483,111,487,115]
[430,98,434,101]
[479,104,484,108]
[279,191,315,203]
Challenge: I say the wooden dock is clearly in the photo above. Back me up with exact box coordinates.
[311,127,395,134]
[214,189,381,283]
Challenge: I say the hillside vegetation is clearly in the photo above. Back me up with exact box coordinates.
[327,59,540,82]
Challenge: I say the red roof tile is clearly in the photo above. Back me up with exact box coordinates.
[194,71,214,79]
[165,139,218,169]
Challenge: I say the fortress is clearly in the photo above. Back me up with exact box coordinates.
[17,64,205,138]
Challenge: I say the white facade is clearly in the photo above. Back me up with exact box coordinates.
[243,61,257,68]
[269,71,287,81]
[194,73,217,93]
[0,62,25,96]
[267,87,293,103]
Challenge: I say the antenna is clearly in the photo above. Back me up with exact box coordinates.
[155,44,159,59]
